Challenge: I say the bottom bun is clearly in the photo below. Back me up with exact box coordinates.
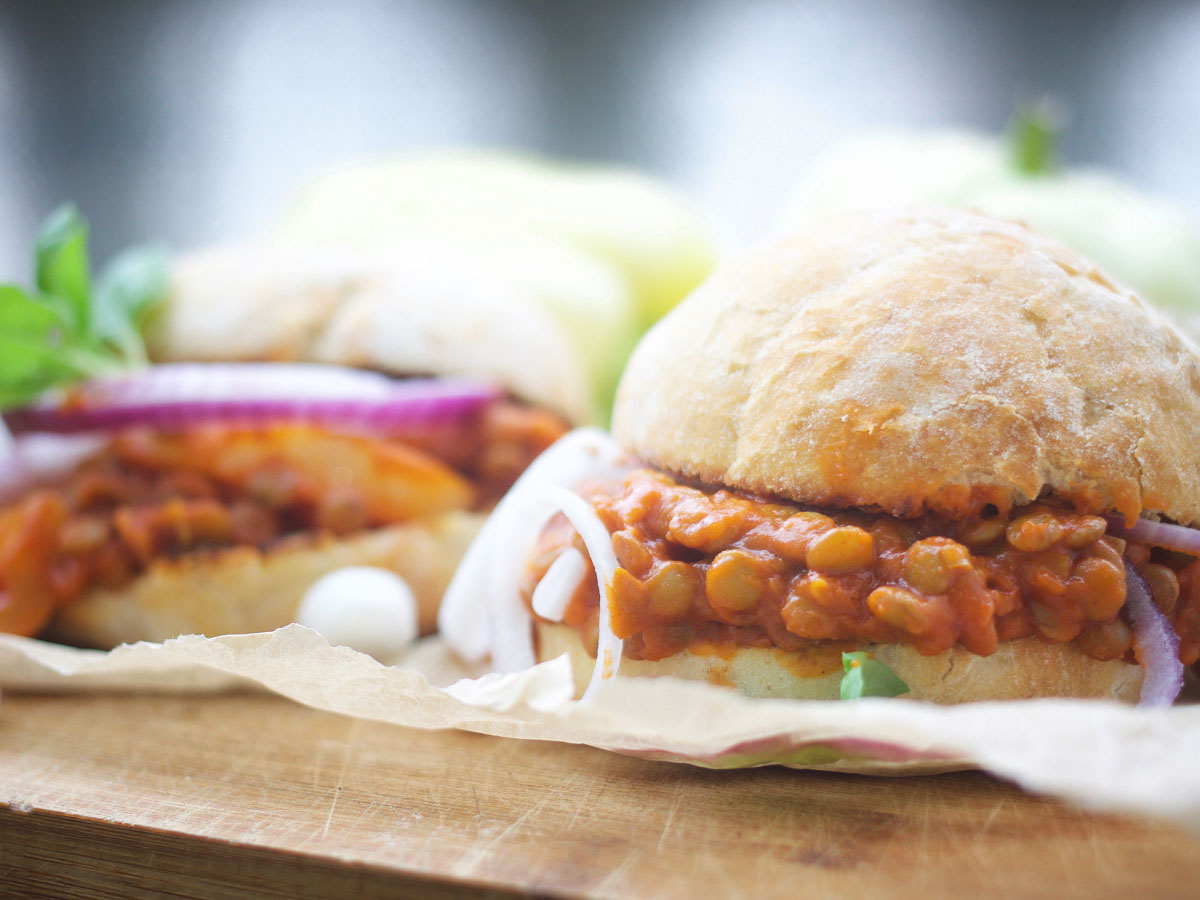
[46,511,482,649]
[535,622,1144,703]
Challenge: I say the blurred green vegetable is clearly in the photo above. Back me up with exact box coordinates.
[840,651,909,700]
[786,113,1200,326]
[1008,100,1062,175]
[0,205,168,409]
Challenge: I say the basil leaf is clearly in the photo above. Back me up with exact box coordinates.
[0,333,81,408]
[1,205,166,411]
[840,651,910,700]
[92,244,169,363]
[34,204,92,333]
[0,284,69,335]
[0,285,101,405]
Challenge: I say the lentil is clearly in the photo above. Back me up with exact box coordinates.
[903,538,971,594]
[706,549,770,615]
[807,526,875,574]
[1142,563,1180,615]
[1006,512,1062,552]
[867,585,931,634]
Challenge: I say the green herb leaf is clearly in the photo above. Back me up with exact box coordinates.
[0,285,76,406]
[0,283,69,334]
[34,204,92,332]
[0,206,169,410]
[93,245,169,365]
[0,336,80,408]
[1007,98,1064,176]
[840,651,910,700]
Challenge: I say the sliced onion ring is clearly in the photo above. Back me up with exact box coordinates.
[2,363,502,435]
[1106,514,1200,557]
[439,428,634,673]
[531,548,586,622]
[1124,563,1185,708]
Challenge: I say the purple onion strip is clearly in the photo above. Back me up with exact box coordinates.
[1124,563,1184,708]
[3,366,503,436]
[1107,515,1200,556]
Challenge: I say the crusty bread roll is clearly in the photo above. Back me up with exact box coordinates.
[613,207,1200,526]
[48,512,480,649]
[42,241,589,649]
[536,623,1145,704]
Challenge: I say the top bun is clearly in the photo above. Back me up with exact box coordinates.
[148,242,593,424]
[613,208,1200,525]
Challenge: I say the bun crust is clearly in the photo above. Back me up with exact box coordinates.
[613,208,1200,524]
[535,622,1144,703]
[46,512,481,649]
[151,244,592,423]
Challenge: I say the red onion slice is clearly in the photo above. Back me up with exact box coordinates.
[1124,563,1184,708]
[2,363,502,435]
[1107,515,1200,557]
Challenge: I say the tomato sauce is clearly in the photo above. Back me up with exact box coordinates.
[524,469,1200,665]
[0,400,566,637]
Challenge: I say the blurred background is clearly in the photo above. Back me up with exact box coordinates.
[1,0,1198,273]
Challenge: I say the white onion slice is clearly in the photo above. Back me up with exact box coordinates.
[531,483,623,699]
[531,548,586,622]
[1124,564,1185,708]
[439,428,634,675]
[488,489,569,673]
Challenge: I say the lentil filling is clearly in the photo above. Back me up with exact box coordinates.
[0,399,566,637]
[522,469,1200,666]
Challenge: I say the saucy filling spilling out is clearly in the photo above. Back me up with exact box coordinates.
[522,469,1200,667]
[0,399,566,636]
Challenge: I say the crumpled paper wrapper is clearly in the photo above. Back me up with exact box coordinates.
[3,625,1200,834]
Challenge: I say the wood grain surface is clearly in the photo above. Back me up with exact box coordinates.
[1,692,1198,899]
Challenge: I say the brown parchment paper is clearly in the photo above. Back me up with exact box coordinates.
[3,626,1200,834]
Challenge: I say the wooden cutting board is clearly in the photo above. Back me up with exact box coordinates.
[1,692,1198,899]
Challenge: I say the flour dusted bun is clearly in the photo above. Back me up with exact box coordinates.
[614,207,1200,526]
[535,623,1144,704]
[150,242,593,424]
[47,511,481,648]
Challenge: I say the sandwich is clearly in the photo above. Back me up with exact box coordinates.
[0,232,588,648]
[441,207,1199,705]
